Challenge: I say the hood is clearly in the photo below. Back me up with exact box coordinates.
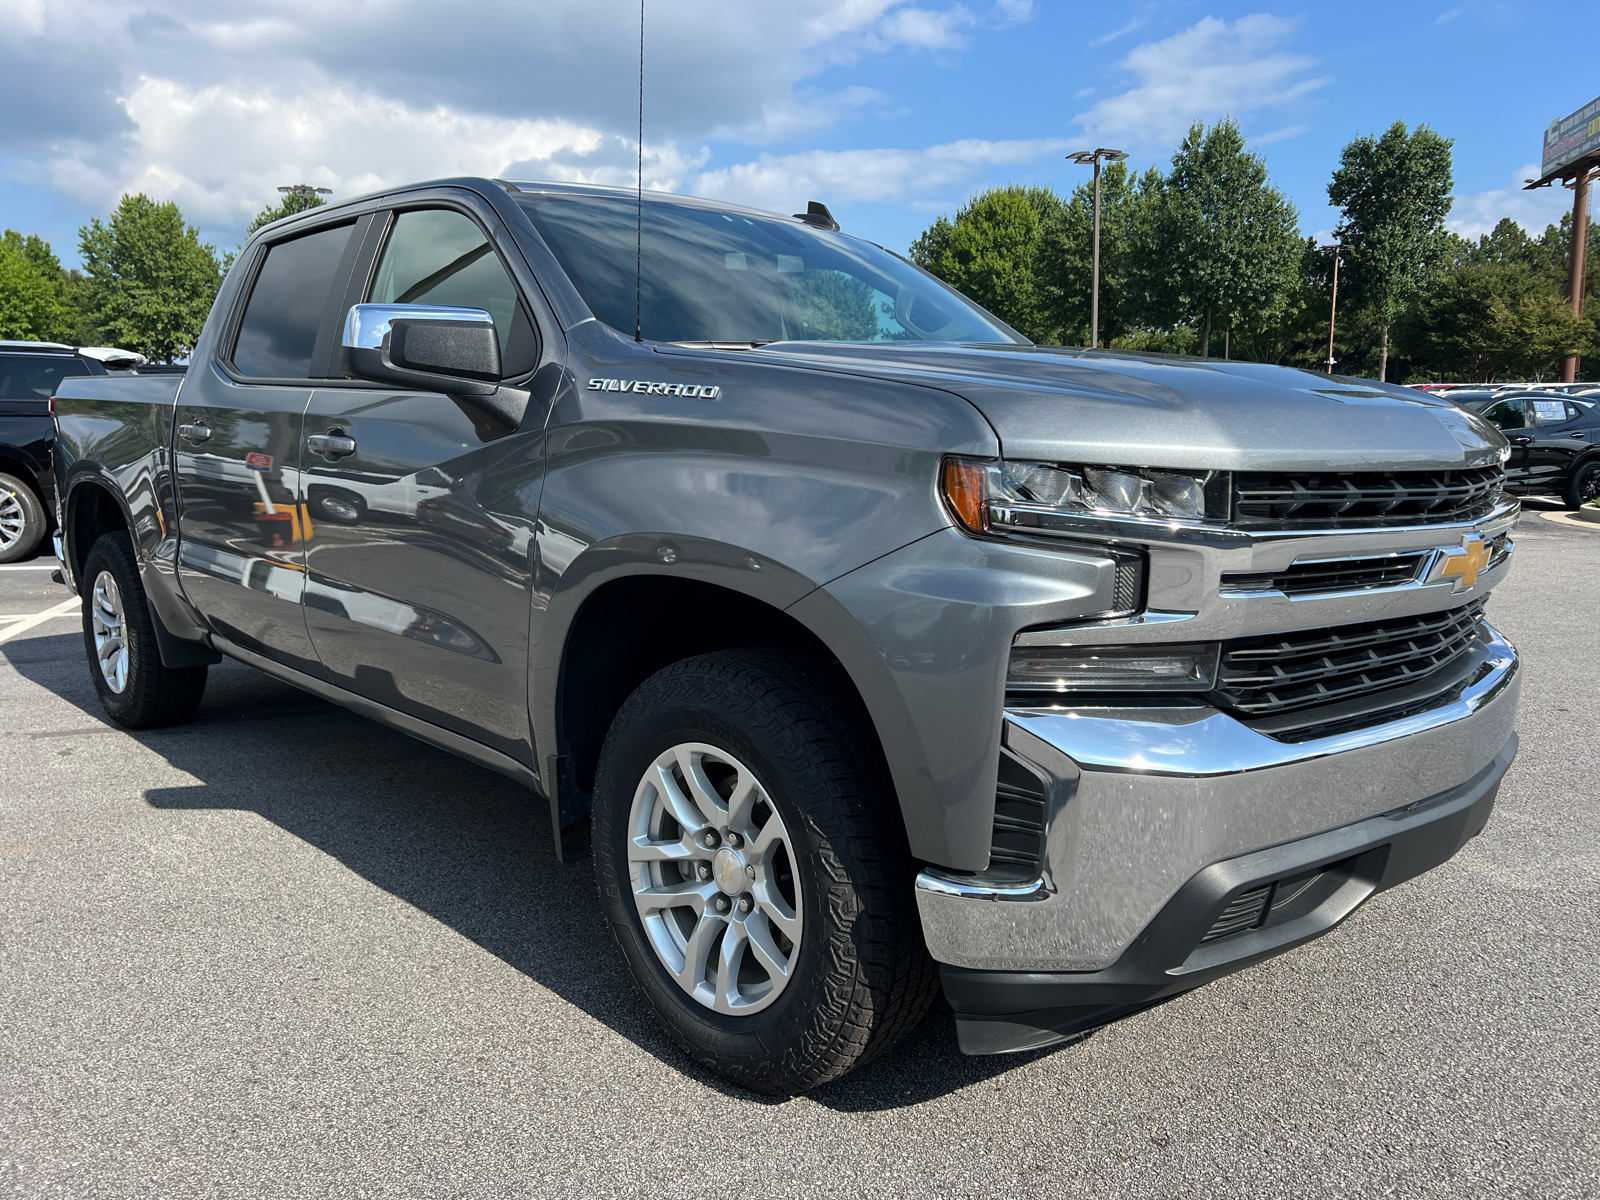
[729,342,1507,473]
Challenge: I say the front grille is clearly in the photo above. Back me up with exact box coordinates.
[1221,551,1431,597]
[1112,555,1141,614]
[1215,600,1487,718]
[986,750,1049,883]
[1233,467,1503,529]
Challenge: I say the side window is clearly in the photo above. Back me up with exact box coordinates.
[0,355,92,400]
[1528,399,1569,425]
[232,223,356,378]
[368,209,538,377]
[1481,399,1525,431]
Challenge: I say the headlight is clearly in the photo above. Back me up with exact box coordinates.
[1007,642,1219,692]
[941,457,1228,536]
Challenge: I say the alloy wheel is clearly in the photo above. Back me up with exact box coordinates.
[0,488,24,553]
[627,742,802,1015]
[90,570,130,694]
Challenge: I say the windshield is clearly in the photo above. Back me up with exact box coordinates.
[515,192,1022,346]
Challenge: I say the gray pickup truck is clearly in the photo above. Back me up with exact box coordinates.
[53,177,1521,1094]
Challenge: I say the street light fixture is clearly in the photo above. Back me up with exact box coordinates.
[277,184,333,202]
[1321,242,1343,376]
[1068,148,1129,350]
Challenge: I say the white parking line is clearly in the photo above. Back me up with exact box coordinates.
[0,564,60,571]
[0,597,82,645]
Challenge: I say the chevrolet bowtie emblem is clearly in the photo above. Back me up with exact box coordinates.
[1439,535,1492,590]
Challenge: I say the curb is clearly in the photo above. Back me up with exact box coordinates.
[1537,509,1600,530]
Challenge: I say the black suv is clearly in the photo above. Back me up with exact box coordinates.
[0,341,153,561]
[1475,392,1600,508]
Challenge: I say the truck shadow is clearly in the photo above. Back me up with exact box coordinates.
[4,633,1071,1111]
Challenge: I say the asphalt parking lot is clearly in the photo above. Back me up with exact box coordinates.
[2,510,1597,1200]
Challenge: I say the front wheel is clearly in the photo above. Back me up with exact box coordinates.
[1563,459,1600,510]
[80,532,208,728]
[592,649,937,1094]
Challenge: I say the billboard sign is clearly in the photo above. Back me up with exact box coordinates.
[1542,94,1600,177]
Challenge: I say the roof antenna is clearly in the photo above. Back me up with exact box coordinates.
[635,0,645,343]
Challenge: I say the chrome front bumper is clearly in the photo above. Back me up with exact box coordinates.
[915,621,1520,972]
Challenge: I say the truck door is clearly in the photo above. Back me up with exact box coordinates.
[174,218,361,674]
[1522,398,1591,491]
[301,203,544,764]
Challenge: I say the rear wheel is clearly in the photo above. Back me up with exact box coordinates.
[1563,459,1600,510]
[80,532,208,728]
[0,472,45,564]
[592,649,937,1094]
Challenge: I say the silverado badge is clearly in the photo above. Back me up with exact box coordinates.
[588,378,721,399]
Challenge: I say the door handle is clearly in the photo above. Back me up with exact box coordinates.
[1569,431,1587,439]
[1508,435,1532,445]
[307,433,357,460]
[177,422,212,443]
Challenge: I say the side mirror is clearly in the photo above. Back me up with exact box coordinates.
[340,304,501,396]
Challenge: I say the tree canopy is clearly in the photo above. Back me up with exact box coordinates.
[1328,121,1455,381]
[909,185,1061,342]
[78,194,225,362]
[247,190,328,235]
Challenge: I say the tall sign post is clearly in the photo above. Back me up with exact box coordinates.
[1526,95,1600,382]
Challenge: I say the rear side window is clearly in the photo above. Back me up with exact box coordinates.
[232,223,355,378]
[0,355,92,400]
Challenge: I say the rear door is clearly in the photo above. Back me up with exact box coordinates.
[174,218,364,673]
[1522,398,1591,492]
[301,201,546,763]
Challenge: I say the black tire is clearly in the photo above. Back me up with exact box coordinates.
[592,649,938,1095]
[0,472,46,564]
[1563,459,1600,510]
[80,532,208,728]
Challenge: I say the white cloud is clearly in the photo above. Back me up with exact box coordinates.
[43,75,702,229]
[1076,14,1329,146]
[1435,8,1464,23]
[690,137,1070,212]
[874,5,974,50]
[1251,124,1307,146]
[3,0,1042,244]
[1449,163,1573,240]
[1089,18,1142,47]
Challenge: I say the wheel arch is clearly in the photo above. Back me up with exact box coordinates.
[536,547,933,865]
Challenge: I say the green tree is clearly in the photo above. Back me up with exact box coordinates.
[792,270,880,340]
[1328,121,1454,381]
[0,230,72,341]
[1133,118,1302,357]
[911,185,1063,342]
[247,189,328,235]
[78,194,224,362]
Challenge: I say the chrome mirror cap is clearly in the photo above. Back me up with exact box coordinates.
[342,304,494,350]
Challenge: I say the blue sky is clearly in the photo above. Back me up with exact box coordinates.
[0,0,1589,266]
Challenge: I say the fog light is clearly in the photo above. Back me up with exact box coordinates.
[1007,643,1219,692]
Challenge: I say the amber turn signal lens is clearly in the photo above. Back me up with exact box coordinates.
[941,457,989,534]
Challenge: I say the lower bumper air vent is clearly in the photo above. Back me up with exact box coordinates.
[985,749,1050,884]
[1202,885,1271,941]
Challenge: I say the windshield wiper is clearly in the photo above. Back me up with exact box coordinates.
[666,340,779,351]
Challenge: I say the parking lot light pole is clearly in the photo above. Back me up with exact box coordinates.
[1069,148,1129,350]
[278,184,333,202]
[1323,243,1342,375]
